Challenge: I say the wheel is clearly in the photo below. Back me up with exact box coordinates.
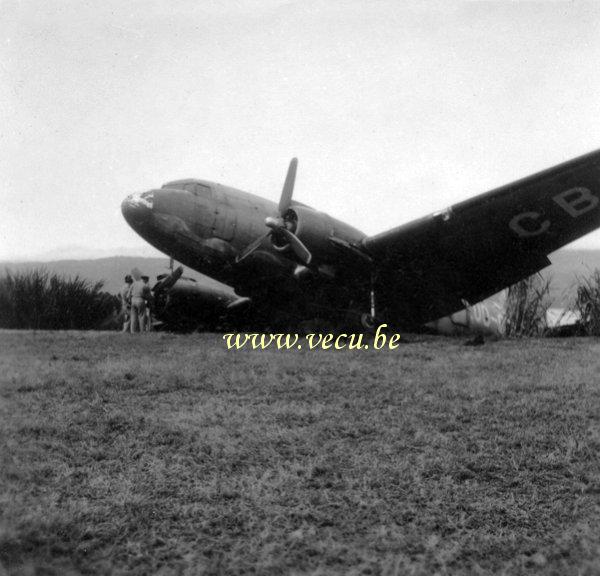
[361,313,377,332]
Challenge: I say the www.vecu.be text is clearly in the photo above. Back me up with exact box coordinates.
[222,324,400,350]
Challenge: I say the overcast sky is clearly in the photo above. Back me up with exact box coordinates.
[2,0,600,260]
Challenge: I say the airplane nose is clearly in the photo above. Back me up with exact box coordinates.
[121,191,154,226]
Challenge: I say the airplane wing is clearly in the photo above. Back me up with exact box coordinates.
[152,271,250,331]
[363,149,600,325]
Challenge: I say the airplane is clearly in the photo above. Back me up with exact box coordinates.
[121,149,600,334]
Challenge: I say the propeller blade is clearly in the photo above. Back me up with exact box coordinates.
[280,228,312,265]
[154,266,183,293]
[236,231,272,264]
[236,157,304,267]
[278,157,298,214]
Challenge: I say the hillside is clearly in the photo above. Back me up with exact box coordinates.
[1,248,600,305]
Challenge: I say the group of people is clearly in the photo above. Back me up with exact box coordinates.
[119,274,154,333]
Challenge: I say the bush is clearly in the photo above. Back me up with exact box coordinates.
[504,274,552,337]
[573,270,600,336]
[0,268,119,330]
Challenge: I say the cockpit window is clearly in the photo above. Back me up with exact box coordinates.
[162,181,212,198]
[182,182,212,198]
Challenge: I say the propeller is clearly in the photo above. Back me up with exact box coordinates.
[236,158,312,265]
[154,265,183,293]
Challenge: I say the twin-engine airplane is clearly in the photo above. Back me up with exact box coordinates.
[122,150,600,333]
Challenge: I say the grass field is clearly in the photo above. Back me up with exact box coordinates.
[1,331,600,575]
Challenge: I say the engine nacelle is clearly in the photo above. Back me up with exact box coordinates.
[276,205,339,263]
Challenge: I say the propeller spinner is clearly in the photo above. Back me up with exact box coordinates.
[236,158,312,265]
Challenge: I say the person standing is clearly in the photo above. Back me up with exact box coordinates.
[129,276,153,333]
[141,275,153,331]
[119,275,133,332]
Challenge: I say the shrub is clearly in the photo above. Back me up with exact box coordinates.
[0,268,119,330]
[504,274,552,337]
[572,270,600,336]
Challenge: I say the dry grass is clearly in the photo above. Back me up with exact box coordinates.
[0,269,118,330]
[504,275,552,337]
[573,270,600,336]
[1,331,600,575]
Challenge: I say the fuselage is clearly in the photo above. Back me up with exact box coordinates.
[122,180,367,318]
[122,181,279,283]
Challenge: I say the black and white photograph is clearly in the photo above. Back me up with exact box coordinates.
[2,0,600,573]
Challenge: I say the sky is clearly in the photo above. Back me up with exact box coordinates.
[2,0,600,260]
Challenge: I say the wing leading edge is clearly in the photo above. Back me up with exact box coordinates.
[363,149,600,325]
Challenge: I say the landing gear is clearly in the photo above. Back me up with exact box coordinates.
[361,274,379,332]
[361,312,377,331]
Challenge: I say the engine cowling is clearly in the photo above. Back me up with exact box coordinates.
[272,205,339,263]
[236,158,368,268]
